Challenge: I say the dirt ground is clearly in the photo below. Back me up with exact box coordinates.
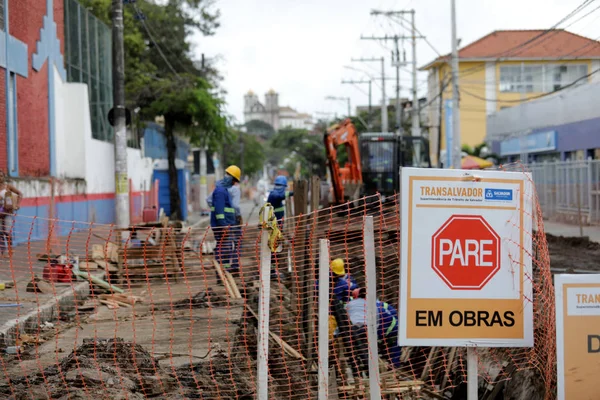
[544,232,600,272]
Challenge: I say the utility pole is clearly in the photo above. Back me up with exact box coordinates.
[450,0,461,169]
[370,9,423,161]
[410,11,419,139]
[361,35,418,134]
[352,57,388,133]
[341,79,372,128]
[111,0,129,229]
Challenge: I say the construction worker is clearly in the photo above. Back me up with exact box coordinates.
[210,165,241,272]
[347,288,401,368]
[266,175,293,279]
[267,175,293,228]
[229,175,243,257]
[330,258,358,304]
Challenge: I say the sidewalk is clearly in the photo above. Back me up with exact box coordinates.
[542,220,600,243]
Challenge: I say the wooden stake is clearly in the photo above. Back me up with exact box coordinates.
[224,271,241,299]
[212,259,234,298]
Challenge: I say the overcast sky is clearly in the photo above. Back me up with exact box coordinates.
[193,0,596,123]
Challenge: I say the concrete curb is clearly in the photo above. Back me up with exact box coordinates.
[0,272,104,348]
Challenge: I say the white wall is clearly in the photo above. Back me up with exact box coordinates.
[53,65,155,196]
[84,138,153,194]
[54,66,87,179]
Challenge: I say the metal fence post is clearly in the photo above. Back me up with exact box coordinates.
[318,239,330,400]
[257,207,273,400]
[364,216,382,400]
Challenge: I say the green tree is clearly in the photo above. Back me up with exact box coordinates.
[222,131,265,177]
[269,129,326,178]
[142,75,227,220]
[83,0,228,220]
[245,119,275,139]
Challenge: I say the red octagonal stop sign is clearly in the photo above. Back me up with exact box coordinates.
[431,215,501,290]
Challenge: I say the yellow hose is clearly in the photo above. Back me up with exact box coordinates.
[258,203,284,253]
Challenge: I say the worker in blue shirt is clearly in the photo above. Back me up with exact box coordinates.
[210,165,241,272]
[348,288,401,368]
[266,175,293,278]
[267,175,293,229]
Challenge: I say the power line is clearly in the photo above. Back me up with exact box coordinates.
[388,14,442,56]
[455,0,598,79]
[132,4,179,76]
[460,65,600,103]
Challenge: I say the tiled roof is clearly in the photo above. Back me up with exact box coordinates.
[421,29,600,69]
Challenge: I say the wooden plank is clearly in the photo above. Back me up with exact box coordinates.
[224,271,241,299]
[420,347,439,382]
[94,260,118,273]
[293,180,309,359]
[291,180,308,314]
[441,347,457,391]
[212,259,234,298]
[245,304,306,361]
[79,261,99,271]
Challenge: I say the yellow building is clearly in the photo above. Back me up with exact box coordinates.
[421,29,600,166]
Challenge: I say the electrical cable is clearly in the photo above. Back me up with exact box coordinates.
[131,4,180,77]
[460,65,600,103]
[454,0,598,78]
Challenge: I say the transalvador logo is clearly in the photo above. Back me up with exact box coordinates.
[484,188,513,201]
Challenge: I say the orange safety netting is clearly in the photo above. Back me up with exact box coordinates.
[0,170,556,399]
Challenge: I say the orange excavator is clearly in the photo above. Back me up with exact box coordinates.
[324,119,363,204]
[324,119,431,205]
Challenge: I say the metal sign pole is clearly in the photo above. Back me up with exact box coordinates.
[318,239,330,400]
[467,347,478,399]
[257,207,272,400]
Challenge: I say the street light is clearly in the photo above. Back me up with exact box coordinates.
[325,96,351,117]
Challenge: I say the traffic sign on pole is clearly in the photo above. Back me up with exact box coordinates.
[555,274,600,400]
[432,215,501,290]
[398,167,534,347]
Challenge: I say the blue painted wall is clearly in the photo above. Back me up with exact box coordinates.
[153,169,188,220]
[12,198,115,245]
[143,123,190,162]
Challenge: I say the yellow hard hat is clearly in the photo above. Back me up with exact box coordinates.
[330,258,345,276]
[225,165,241,181]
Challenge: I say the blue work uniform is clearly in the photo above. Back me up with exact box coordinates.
[267,185,293,228]
[228,184,243,260]
[210,178,238,270]
[267,185,292,276]
[377,300,401,367]
[314,272,359,312]
[333,274,359,304]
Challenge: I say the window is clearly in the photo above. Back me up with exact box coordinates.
[499,63,589,94]
[499,65,543,93]
[523,65,544,92]
[546,64,588,91]
[499,66,522,93]
[0,0,4,31]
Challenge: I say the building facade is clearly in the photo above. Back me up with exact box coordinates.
[422,29,600,166]
[243,89,314,131]
[0,0,160,245]
[487,80,600,163]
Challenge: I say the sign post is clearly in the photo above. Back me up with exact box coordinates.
[399,167,534,397]
[555,274,600,400]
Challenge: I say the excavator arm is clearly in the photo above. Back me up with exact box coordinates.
[323,119,363,204]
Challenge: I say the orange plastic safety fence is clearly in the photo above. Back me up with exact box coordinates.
[0,169,558,399]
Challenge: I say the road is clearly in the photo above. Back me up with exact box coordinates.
[240,199,260,225]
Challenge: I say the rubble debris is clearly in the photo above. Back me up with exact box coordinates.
[153,288,226,311]
[0,338,176,399]
[26,276,54,294]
